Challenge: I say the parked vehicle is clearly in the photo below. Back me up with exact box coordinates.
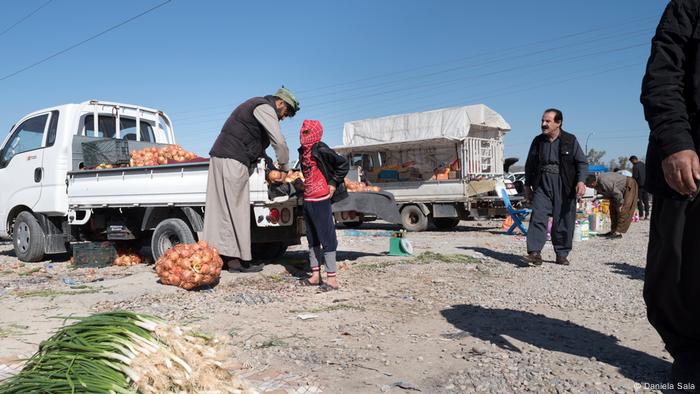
[335,104,516,231]
[0,100,301,262]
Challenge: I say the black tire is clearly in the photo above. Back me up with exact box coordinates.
[401,205,429,232]
[342,220,363,229]
[433,217,460,230]
[251,242,287,261]
[13,211,45,262]
[151,218,195,261]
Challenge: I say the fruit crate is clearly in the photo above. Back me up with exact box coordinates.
[71,241,116,268]
[81,139,130,168]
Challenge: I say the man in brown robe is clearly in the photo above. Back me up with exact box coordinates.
[585,172,638,238]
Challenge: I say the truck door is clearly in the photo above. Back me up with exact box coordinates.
[0,113,49,233]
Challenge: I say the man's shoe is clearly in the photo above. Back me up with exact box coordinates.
[236,261,264,273]
[555,255,570,265]
[225,258,243,273]
[607,232,623,239]
[523,251,543,266]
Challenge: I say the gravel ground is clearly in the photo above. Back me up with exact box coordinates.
[0,219,673,393]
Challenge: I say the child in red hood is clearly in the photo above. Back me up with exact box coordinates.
[298,120,349,291]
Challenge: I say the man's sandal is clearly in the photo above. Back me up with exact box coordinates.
[299,278,322,286]
[317,283,339,292]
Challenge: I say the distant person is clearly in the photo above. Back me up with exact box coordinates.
[523,108,587,266]
[203,87,299,273]
[641,0,700,387]
[297,120,348,291]
[629,155,649,220]
[584,172,638,238]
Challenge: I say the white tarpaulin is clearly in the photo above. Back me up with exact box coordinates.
[342,104,511,146]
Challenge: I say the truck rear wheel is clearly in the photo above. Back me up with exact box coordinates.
[433,218,460,230]
[13,211,45,262]
[151,218,195,260]
[252,242,287,261]
[401,205,428,232]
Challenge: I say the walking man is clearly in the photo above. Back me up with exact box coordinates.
[523,109,587,266]
[584,172,638,239]
[629,155,650,219]
[203,87,300,272]
[641,0,700,387]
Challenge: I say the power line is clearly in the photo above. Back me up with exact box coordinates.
[294,15,657,95]
[170,16,657,118]
[173,41,645,128]
[0,0,53,38]
[0,0,172,82]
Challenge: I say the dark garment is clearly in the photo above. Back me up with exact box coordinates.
[525,130,588,200]
[632,161,650,217]
[331,191,402,224]
[298,141,350,203]
[641,0,700,368]
[209,96,276,168]
[644,195,700,361]
[641,0,700,198]
[638,189,651,218]
[303,199,338,252]
[526,175,577,258]
[632,161,647,189]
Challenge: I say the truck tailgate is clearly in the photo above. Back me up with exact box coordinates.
[67,162,211,208]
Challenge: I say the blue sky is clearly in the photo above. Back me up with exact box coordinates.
[0,0,668,166]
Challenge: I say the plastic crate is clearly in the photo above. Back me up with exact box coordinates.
[71,242,116,268]
[81,139,130,168]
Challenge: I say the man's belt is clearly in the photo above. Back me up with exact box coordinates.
[541,164,560,174]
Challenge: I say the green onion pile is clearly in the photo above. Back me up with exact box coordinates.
[0,311,256,394]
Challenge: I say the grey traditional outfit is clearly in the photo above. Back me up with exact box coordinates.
[203,94,291,261]
[524,131,587,259]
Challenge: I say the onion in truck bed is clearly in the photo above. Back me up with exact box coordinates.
[130,145,198,167]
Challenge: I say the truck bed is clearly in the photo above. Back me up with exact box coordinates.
[67,161,274,209]
[373,179,468,203]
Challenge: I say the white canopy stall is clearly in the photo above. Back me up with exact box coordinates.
[337,104,511,178]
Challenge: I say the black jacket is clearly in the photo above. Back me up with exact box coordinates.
[209,96,276,168]
[632,161,646,189]
[298,142,349,202]
[524,130,587,199]
[641,0,700,197]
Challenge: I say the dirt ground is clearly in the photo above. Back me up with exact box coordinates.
[0,220,671,393]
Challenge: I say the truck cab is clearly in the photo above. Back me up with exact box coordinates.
[1,101,300,262]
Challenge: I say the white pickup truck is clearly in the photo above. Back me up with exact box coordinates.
[0,100,301,262]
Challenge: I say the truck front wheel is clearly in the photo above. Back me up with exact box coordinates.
[13,211,45,262]
[151,218,196,260]
[401,205,428,232]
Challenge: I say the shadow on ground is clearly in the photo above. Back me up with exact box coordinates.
[441,304,668,384]
[339,221,501,233]
[606,262,644,281]
[458,246,528,267]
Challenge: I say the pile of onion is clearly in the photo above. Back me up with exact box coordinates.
[155,241,223,290]
[345,179,381,193]
[266,170,303,184]
[130,145,198,167]
[114,251,141,266]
